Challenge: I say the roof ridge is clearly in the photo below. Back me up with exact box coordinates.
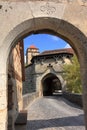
[40,48,74,55]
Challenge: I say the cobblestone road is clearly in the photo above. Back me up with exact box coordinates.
[26,96,85,130]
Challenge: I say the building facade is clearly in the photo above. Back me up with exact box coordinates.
[23,47,74,96]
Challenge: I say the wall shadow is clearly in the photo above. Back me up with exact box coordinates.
[27,114,85,130]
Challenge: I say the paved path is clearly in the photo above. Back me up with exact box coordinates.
[26,96,85,130]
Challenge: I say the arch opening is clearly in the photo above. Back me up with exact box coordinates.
[42,73,62,96]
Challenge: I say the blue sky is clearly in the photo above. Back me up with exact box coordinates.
[24,34,71,54]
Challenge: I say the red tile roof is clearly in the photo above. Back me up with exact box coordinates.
[29,45,38,49]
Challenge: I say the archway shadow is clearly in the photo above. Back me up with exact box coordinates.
[27,114,85,130]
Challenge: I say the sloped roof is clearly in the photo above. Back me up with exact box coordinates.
[40,48,74,56]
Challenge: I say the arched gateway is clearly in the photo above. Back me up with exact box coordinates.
[0,0,87,130]
[41,73,62,96]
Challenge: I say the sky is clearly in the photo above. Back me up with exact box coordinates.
[23,34,71,55]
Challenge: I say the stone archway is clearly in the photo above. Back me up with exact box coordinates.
[0,1,87,130]
[41,73,62,96]
[1,17,87,130]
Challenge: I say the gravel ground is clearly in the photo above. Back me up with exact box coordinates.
[26,96,85,130]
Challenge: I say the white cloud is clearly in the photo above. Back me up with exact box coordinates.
[24,55,26,63]
[64,44,71,48]
[51,36,59,41]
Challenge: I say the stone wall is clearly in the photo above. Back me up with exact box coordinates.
[63,92,83,107]
[8,40,25,130]
[23,92,39,109]
[23,64,36,94]
[1,0,87,6]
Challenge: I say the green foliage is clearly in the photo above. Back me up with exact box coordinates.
[63,55,82,94]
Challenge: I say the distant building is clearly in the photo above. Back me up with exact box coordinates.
[23,46,74,96]
[26,45,39,65]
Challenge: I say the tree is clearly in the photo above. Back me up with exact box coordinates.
[63,55,82,93]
